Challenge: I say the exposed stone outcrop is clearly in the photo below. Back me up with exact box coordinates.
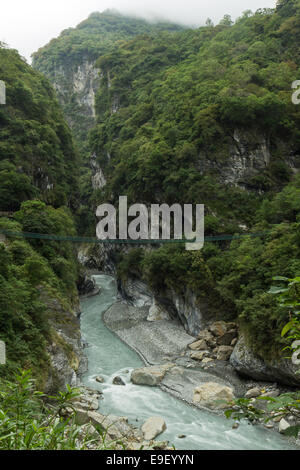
[52,59,100,128]
[198,129,299,187]
[40,289,88,394]
[230,335,300,387]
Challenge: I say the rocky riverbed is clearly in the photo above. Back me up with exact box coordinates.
[103,300,300,444]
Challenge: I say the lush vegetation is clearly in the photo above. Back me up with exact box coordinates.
[87,3,300,356]
[0,46,80,385]
[0,45,79,210]
[1,0,300,386]
[0,369,122,450]
[32,11,185,159]
[0,201,79,384]
[32,10,184,72]
[225,276,300,438]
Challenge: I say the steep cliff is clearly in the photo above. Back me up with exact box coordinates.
[0,46,85,390]
[31,6,300,385]
[86,6,300,381]
[32,10,184,154]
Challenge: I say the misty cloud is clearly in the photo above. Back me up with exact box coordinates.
[0,0,277,61]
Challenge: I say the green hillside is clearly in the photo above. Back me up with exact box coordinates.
[88,2,300,356]
[0,46,80,385]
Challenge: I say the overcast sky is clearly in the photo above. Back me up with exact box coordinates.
[0,0,277,62]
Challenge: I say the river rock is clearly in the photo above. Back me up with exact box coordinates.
[279,418,290,433]
[131,364,175,386]
[88,411,136,441]
[193,382,235,409]
[230,335,300,386]
[209,321,228,337]
[113,376,126,386]
[217,330,237,346]
[198,331,216,349]
[217,345,234,361]
[245,387,261,399]
[141,417,167,440]
[202,357,214,364]
[190,350,210,361]
[95,375,105,383]
[189,339,208,351]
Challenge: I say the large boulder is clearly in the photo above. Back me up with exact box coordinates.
[131,364,174,386]
[230,335,300,386]
[141,417,167,440]
[193,382,235,409]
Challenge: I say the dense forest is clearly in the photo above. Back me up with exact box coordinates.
[0,46,80,385]
[0,0,300,452]
[85,2,300,356]
[1,0,300,391]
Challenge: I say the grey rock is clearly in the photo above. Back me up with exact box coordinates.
[279,418,290,433]
[141,417,167,440]
[193,382,235,409]
[131,364,175,387]
[245,387,261,399]
[113,376,126,386]
[217,346,234,361]
[230,335,300,386]
[95,375,105,384]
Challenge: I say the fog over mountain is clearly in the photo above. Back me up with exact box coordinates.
[1,0,276,61]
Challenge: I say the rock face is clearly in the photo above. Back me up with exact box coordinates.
[230,335,300,386]
[120,277,213,336]
[198,129,298,187]
[193,382,235,409]
[147,300,170,322]
[49,60,100,132]
[131,364,175,387]
[40,290,87,394]
[77,273,100,297]
[141,417,167,440]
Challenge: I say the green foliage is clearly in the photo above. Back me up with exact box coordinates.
[0,203,79,381]
[90,7,300,355]
[269,276,300,361]
[0,46,79,211]
[32,11,184,72]
[225,392,300,438]
[0,370,110,450]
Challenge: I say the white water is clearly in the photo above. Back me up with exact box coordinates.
[80,274,295,450]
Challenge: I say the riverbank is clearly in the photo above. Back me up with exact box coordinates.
[103,298,299,446]
[79,274,297,450]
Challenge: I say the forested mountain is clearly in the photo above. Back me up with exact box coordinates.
[0,46,82,388]
[86,3,299,358]
[32,10,185,154]
[1,1,300,387]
